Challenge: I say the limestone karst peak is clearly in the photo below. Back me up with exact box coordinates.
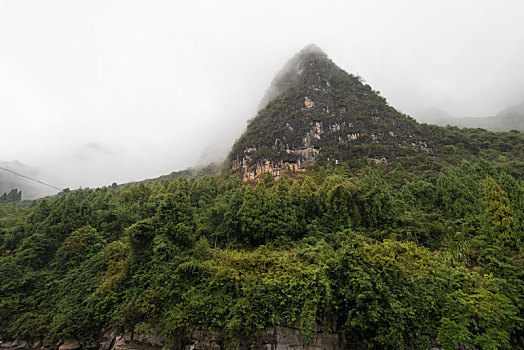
[258,44,334,110]
[296,43,327,59]
[230,45,429,182]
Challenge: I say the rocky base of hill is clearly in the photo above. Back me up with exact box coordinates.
[0,326,461,350]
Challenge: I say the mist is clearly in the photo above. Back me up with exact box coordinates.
[1,0,523,197]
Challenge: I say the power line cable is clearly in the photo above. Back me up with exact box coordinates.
[0,166,62,191]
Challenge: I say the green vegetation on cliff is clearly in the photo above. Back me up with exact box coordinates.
[0,159,523,349]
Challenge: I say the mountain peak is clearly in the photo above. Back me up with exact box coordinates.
[231,46,426,182]
[296,43,327,58]
[258,44,333,110]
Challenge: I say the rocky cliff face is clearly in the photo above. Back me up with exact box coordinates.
[1,325,479,350]
[0,326,370,350]
[229,44,431,181]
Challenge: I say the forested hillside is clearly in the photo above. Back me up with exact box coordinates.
[1,159,523,349]
[1,45,523,350]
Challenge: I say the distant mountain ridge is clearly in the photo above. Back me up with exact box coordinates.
[0,161,55,199]
[415,102,524,131]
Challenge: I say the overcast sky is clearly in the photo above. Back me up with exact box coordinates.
[1,0,523,192]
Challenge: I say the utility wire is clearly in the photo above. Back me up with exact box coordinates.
[0,166,62,191]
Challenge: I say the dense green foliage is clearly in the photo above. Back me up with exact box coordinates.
[1,159,522,349]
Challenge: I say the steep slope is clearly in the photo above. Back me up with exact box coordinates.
[229,45,431,181]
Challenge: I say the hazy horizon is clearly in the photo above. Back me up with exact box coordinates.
[1,0,524,195]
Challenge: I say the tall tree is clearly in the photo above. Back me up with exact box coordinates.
[482,177,519,249]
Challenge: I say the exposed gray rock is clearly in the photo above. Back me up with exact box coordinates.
[58,339,80,350]
[122,332,132,344]
[0,341,13,349]
[0,326,370,350]
[13,340,29,350]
